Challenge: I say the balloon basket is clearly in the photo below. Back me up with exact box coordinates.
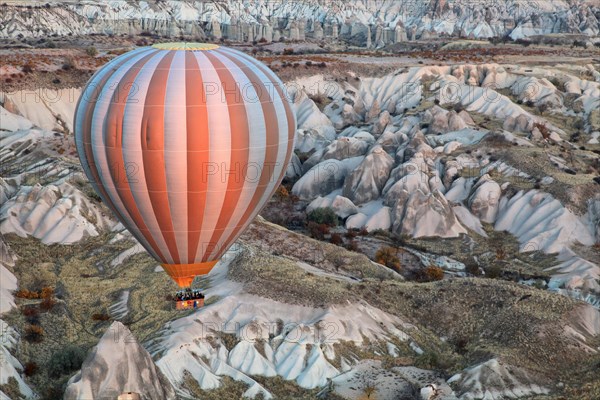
[173,287,205,310]
[175,298,204,310]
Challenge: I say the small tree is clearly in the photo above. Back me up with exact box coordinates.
[375,246,401,272]
[40,286,56,311]
[47,345,87,378]
[330,233,343,245]
[485,264,503,279]
[24,324,44,343]
[345,240,359,252]
[422,266,444,281]
[85,46,98,57]
[24,361,38,376]
[465,260,481,276]
[40,287,54,299]
[307,207,338,226]
[307,221,329,240]
[533,122,551,140]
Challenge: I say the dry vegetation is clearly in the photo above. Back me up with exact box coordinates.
[2,232,188,398]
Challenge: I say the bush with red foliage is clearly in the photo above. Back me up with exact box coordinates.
[21,306,40,324]
[533,122,551,140]
[345,229,358,239]
[307,222,330,240]
[345,240,359,252]
[40,297,56,311]
[21,306,39,318]
[24,325,44,343]
[15,289,39,299]
[418,266,445,282]
[274,185,289,199]
[40,287,54,299]
[91,313,110,321]
[23,362,38,377]
[330,233,343,246]
[375,246,402,272]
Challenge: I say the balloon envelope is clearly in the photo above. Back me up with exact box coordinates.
[74,42,296,287]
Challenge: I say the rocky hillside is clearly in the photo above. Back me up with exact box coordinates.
[0,0,599,43]
[285,62,600,306]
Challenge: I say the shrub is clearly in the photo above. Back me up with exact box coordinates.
[85,46,98,57]
[307,207,338,226]
[21,306,39,318]
[375,246,401,272]
[283,48,294,55]
[15,289,39,299]
[47,345,87,378]
[536,103,549,115]
[91,313,110,321]
[485,265,503,279]
[465,260,481,276]
[307,221,329,240]
[22,306,40,324]
[330,233,343,245]
[24,324,44,343]
[40,287,54,299]
[40,297,56,311]
[495,247,506,261]
[344,229,358,239]
[274,185,289,199]
[22,62,34,73]
[345,240,359,252]
[24,361,38,376]
[420,266,444,282]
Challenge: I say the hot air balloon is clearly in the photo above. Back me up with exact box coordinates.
[74,42,296,291]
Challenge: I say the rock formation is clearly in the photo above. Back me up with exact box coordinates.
[64,321,176,400]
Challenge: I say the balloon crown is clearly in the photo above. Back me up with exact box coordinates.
[152,42,220,51]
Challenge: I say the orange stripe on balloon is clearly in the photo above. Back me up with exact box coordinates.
[228,49,296,150]
[208,50,280,256]
[79,51,143,218]
[185,51,210,262]
[141,51,181,264]
[202,51,250,261]
[246,58,297,209]
[103,50,167,262]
